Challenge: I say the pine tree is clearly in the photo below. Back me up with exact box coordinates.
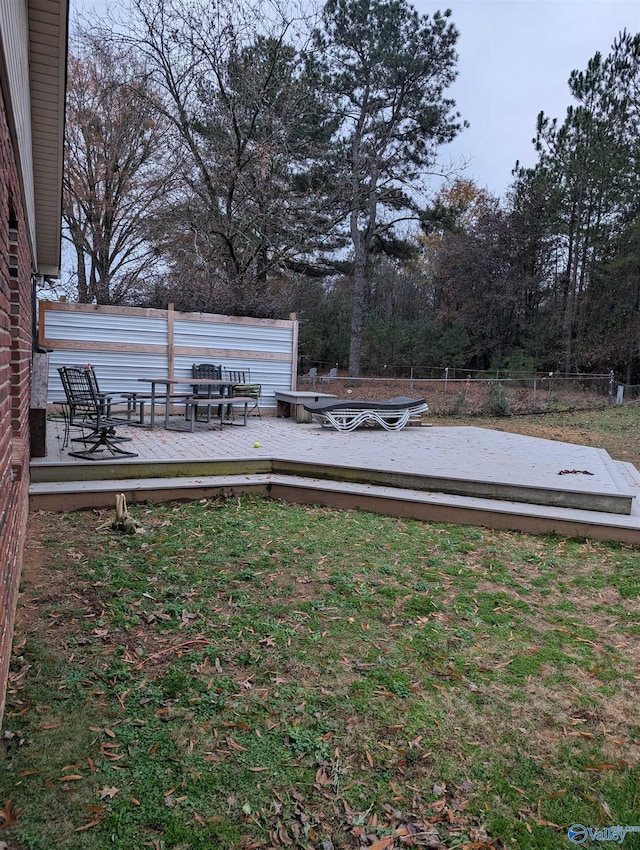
[315,0,464,375]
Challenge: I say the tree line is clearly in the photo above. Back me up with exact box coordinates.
[62,0,640,379]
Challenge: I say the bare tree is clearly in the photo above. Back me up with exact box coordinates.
[63,31,170,304]
[112,0,340,316]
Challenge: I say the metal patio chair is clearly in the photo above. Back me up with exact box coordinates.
[191,363,223,421]
[57,364,112,442]
[223,369,262,418]
[58,366,138,460]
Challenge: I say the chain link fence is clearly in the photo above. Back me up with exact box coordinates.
[298,369,617,416]
[616,383,640,405]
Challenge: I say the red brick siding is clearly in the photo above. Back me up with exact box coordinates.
[0,86,33,726]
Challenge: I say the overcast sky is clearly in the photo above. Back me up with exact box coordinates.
[432,0,640,197]
[74,0,640,199]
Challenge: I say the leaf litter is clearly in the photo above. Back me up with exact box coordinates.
[3,501,639,849]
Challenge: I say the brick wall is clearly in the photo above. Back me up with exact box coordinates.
[0,87,33,726]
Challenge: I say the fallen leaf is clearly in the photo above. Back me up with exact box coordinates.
[279,826,293,845]
[0,801,18,830]
[600,800,613,819]
[75,819,102,832]
[369,836,395,850]
[584,763,621,771]
[98,787,119,799]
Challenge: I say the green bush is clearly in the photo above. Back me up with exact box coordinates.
[483,381,510,416]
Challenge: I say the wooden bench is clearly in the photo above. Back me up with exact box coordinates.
[120,392,192,425]
[181,396,254,431]
[274,391,338,423]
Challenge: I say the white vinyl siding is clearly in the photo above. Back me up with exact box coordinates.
[0,1,37,256]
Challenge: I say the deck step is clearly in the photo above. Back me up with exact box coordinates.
[29,473,640,544]
[30,454,635,516]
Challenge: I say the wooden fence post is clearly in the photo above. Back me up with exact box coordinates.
[167,303,175,379]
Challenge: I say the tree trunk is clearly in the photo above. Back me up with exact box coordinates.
[348,241,367,376]
[625,252,640,384]
[75,243,89,302]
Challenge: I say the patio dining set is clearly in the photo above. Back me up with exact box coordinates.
[55,362,430,462]
[55,363,262,461]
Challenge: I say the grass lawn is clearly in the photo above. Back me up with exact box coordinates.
[1,494,639,849]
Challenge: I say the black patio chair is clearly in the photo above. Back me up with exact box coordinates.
[223,369,262,418]
[191,363,223,421]
[57,364,109,431]
[58,366,138,460]
[85,364,113,416]
[192,363,222,383]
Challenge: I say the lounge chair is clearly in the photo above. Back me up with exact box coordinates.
[303,396,428,432]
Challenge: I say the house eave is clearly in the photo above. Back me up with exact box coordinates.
[0,0,68,278]
[29,0,69,278]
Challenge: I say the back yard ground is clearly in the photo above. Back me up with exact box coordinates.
[2,408,639,849]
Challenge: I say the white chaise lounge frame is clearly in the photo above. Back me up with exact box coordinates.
[303,397,428,432]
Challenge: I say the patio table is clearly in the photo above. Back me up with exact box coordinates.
[137,377,236,429]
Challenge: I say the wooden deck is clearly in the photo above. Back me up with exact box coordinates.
[29,413,640,543]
